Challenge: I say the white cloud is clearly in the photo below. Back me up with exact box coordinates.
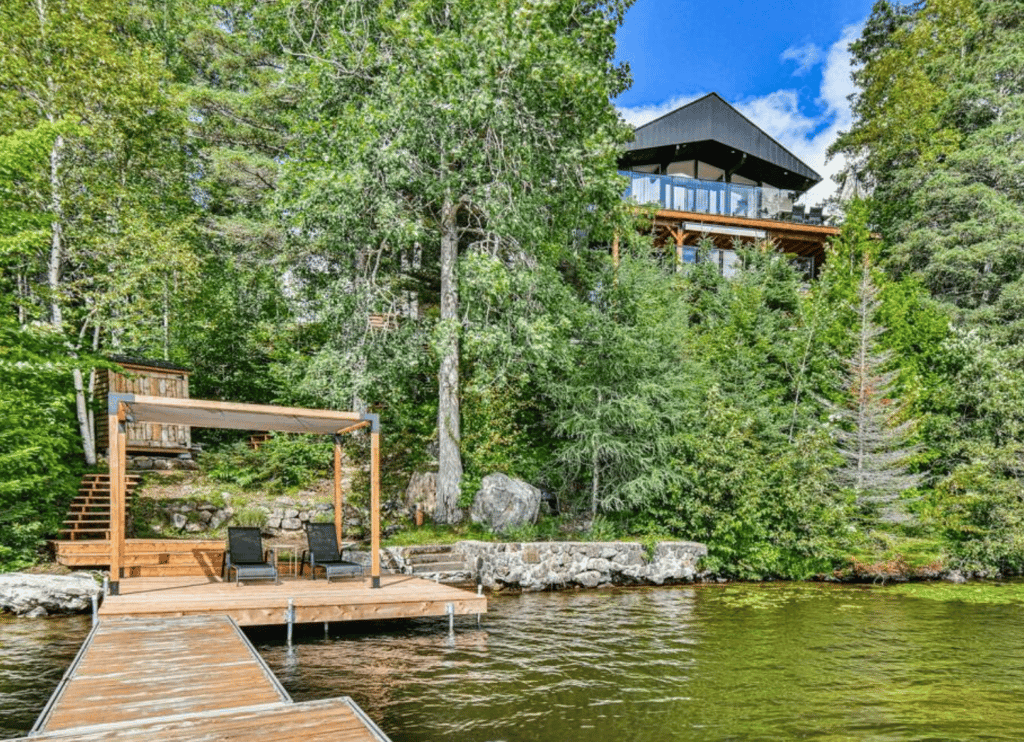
[617,93,706,129]
[780,42,823,76]
[616,21,863,207]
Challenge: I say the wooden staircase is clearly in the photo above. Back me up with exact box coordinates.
[59,473,141,541]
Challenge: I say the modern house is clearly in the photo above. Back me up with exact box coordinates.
[619,93,839,276]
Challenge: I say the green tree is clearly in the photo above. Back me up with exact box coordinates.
[276,0,634,522]
[0,0,197,463]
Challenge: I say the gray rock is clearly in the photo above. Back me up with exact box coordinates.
[285,508,299,519]
[266,516,283,529]
[405,472,438,519]
[0,573,102,616]
[944,571,968,584]
[469,473,542,532]
[185,522,203,533]
[281,517,302,530]
[575,570,602,588]
[171,513,188,530]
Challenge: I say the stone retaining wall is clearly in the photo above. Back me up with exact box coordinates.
[458,540,707,590]
[383,540,708,590]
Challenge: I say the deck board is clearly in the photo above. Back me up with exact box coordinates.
[99,574,487,626]
[37,616,288,733]
[26,615,389,742]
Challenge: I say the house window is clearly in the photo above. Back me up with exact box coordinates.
[666,160,696,177]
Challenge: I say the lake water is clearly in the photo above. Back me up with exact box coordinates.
[4,584,1024,740]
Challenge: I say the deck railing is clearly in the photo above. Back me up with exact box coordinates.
[620,170,795,222]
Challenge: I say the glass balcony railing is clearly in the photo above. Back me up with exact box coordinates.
[620,170,797,222]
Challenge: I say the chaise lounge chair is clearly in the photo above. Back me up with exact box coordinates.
[302,522,364,581]
[224,527,279,586]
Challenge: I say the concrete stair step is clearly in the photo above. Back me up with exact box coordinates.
[411,561,467,573]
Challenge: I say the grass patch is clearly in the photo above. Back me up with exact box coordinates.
[383,522,493,546]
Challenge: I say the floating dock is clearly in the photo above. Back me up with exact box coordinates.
[19,615,390,741]
[98,574,487,626]
[19,576,487,740]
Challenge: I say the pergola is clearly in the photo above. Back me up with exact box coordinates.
[106,393,382,595]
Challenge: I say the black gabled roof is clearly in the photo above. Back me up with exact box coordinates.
[622,93,821,191]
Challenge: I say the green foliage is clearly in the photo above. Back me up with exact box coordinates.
[232,507,268,530]
[0,318,85,569]
[203,435,333,493]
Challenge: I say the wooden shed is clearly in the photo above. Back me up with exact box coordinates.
[95,357,192,455]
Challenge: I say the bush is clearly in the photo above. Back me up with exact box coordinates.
[204,434,333,492]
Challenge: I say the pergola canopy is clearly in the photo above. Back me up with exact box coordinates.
[106,394,381,594]
[109,394,379,435]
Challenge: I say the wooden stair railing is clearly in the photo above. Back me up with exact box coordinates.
[58,473,141,541]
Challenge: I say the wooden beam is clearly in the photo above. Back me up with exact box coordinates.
[334,420,370,436]
[334,436,344,548]
[370,430,381,588]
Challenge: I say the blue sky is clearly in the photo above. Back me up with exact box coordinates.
[614,0,876,204]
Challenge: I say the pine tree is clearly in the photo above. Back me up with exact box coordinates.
[829,253,922,524]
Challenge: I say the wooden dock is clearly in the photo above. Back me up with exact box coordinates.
[19,615,390,742]
[99,574,487,626]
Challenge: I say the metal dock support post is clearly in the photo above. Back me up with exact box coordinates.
[91,593,98,628]
[286,598,294,646]
[446,602,454,638]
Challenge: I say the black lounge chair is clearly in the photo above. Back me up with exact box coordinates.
[792,204,806,223]
[807,206,824,225]
[224,527,279,585]
[302,522,364,581]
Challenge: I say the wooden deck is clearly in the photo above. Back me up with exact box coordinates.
[53,539,225,577]
[21,615,389,742]
[99,574,487,626]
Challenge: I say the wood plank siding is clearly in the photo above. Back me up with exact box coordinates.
[95,362,191,455]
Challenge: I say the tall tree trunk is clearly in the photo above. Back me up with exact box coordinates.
[47,134,64,330]
[435,196,463,524]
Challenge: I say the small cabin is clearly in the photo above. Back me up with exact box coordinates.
[95,357,192,455]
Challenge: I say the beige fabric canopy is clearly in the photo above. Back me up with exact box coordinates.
[106,393,381,594]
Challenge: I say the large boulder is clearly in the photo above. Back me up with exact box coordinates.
[470,474,542,532]
[405,472,438,519]
[0,573,103,616]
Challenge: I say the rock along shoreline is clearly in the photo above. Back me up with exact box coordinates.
[0,573,103,617]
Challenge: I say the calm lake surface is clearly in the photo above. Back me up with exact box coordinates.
[4,584,1024,741]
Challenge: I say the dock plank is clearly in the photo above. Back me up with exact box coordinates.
[37,616,287,733]
[99,574,487,626]
[17,698,388,741]
[28,615,390,742]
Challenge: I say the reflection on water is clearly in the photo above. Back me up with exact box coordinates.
[5,586,1024,741]
[257,585,1024,742]
[0,614,89,739]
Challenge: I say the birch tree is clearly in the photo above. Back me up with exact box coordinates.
[0,0,197,463]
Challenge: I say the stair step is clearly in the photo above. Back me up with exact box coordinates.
[404,547,456,561]
[411,561,467,573]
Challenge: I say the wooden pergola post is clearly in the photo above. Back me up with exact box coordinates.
[107,402,126,596]
[333,435,344,548]
[370,425,381,588]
